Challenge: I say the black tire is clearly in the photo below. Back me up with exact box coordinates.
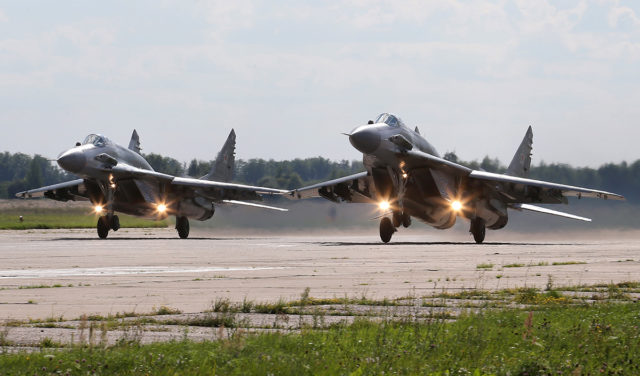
[470,218,486,244]
[176,216,190,239]
[379,217,395,243]
[110,215,120,231]
[402,213,411,228]
[97,216,109,239]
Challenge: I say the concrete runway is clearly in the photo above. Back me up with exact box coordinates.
[1,228,639,320]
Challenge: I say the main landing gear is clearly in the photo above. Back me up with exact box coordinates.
[470,218,486,244]
[176,216,190,239]
[380,212,411,243]
[97,215,120,239]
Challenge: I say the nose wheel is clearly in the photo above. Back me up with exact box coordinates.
[96,214,119,239]
[176,216,190,239]
[379,217,396,243]
[470,218,486,244]
[97,216,109,239]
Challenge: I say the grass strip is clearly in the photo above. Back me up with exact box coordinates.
[1,303,639,375]
[0,210,167,230]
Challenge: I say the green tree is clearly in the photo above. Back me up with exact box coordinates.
[144,153,184,176]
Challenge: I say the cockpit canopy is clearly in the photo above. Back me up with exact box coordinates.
[82,134,109,147]
[375,113,405,128]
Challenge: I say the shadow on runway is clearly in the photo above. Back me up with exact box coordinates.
[316,241,585,247]
[49,237,256,241]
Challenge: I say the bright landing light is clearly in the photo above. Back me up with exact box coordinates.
[156,204,167,213]
[379,201,391,211]
[94,205,103,214]
[451,200,463,211]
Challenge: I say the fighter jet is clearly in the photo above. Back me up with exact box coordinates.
[16,130,287,239]
[289,113,625,243]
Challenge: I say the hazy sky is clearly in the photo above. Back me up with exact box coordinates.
[1,1,638,167]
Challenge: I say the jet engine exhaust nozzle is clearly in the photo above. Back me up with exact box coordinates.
[349,127,381,154]
[57,150,86,173]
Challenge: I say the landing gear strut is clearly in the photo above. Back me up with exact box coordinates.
[176,216,190,239]
[470,218,486,244]
[96,176,119,239]
[96,214,119,239]
[392,212,402,228]
[379,217,395,243]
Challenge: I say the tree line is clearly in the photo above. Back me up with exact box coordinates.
[0,150,637,203]
[0,152,364,198]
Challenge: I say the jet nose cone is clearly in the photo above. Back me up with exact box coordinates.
[57,150,86,173]
[349,126,381,154]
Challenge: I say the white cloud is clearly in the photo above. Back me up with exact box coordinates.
[51,23,116,46]
[514,0,587,34]
[1,1,639,165]
[198,0,256,40]
[608,5,640,28]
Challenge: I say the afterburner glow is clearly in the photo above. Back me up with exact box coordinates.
[451,200,462,211]
[94,205,103,214]
[157,204,167,213]
[379,201,391,211]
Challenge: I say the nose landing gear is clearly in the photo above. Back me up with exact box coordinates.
[470,218,486,244]
[96,214,119,239]
[380,212,411,243]
[379,217,395,243]
[176,216,190,239]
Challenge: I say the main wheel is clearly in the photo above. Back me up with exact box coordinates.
[470,218,486,244]
[97,216,109,239]
[379,217,395,243]
[176,216,190,239]
[402,213,411,228]
[110,215,120,231]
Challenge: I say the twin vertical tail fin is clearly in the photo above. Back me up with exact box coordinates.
[128,129,142,154]
[506,126,533,178]
[203,129,236,182]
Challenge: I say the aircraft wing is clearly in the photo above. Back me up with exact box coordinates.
[17,162,287,207]
[396,150,624,203]
[222,200,288,211]
[510,203,591,222]
[110,164,174,181]
[288,171,375,203]
[468,170,625,203]
[400,149,472,176]
[14,179,88,201]
[107,163,287,200]
[172,177,288,195]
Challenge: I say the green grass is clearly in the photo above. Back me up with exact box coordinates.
[1,303,639,375]
[552,261,587,266]
[503,263,525,268]
[0,207,167,229]
[18,283,71,289]
[476,263,494,269]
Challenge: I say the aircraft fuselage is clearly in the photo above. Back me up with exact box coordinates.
[348,114,492,230]
[56,135,213,221]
